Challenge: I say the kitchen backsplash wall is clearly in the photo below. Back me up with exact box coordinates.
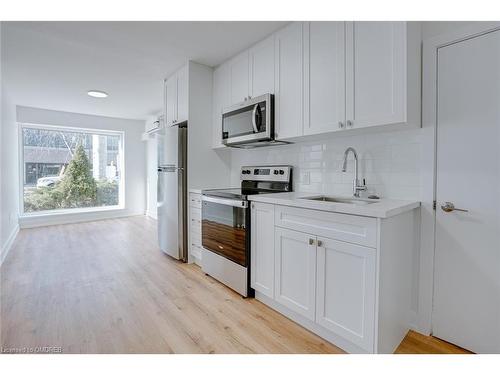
[230,128,423,201]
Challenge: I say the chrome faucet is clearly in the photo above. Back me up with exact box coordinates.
[341,147,367,198]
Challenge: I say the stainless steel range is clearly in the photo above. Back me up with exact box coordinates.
[201,165,293,297]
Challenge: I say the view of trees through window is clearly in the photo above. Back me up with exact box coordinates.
[22,126,122,213]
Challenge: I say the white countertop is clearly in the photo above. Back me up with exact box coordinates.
[248,192,420,218]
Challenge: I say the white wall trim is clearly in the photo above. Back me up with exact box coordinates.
[145,210,158,220]
[418,21,500,335]
[19,208,146,229]
[1,224,20,266]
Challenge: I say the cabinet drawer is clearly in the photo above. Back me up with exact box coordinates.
[190,207,201,223]
[189,193,202,208]
[275,205,377,248]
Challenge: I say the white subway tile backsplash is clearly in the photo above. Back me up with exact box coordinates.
[230,128,423,201]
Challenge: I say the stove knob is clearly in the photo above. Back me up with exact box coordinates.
[242,170,247,174]
[279,170,285,175]
[274,170,279,175]
[246,170,251,174]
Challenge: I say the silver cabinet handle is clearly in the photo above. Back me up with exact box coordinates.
[309,238,315,245]
[347,120,353,128]
[338,121,345,129]
[317,240,323,247]
[441,202,468,213]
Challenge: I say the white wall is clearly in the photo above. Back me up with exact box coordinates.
[187,61,231,190]
[16,106,146,227]
[1,23,21,263]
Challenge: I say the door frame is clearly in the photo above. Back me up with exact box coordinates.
[418,22,500,335]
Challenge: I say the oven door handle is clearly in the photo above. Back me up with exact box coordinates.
[202,195,248,208]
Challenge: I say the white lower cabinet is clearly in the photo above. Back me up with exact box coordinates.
[250,202,275,298]
[250,203,418,353]
[274,227,316,320]
[316,237,375,352]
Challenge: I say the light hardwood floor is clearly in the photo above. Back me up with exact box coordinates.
[0,216,470,354]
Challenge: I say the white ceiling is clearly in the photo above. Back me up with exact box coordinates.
[1,21,287,120]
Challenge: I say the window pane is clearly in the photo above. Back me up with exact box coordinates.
[22,127,122,213]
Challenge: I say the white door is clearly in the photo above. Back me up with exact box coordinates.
[229,51,249,105]
[345,21,406,130]
[304,21,346,135]
[176,66,188,123]
[316,236,376,352]
[274,227,316,320]
[274,22,304,140]
[165,75,177,126]
[250,202,275,298]
[249,35,275,98]
[433,29,500,353]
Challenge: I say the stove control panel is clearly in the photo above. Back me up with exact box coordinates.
[240,165,292,182]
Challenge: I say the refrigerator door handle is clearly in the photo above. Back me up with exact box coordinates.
[158,165,184,172]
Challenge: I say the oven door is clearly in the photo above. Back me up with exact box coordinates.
[222,93,273,146]
[201,196,248,267]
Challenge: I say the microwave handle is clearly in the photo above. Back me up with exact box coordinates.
[251,104,260,133]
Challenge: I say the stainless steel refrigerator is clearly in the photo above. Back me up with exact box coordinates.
[157,121,187,262]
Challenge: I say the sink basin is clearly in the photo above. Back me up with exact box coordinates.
[299,195,377,205]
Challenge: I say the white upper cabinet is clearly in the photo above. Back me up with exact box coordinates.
[274,22,304,140]
[212,63,230,149]
[176,65,189,124]
[249,35,275,98]
[345,21,407,129]
[274,227,316,320]
[250,202,275,298]
[229,51,250,105]
[304,22,346,135]
[165,74,177,126]
[316,237,376,352]
[164,65,189,126]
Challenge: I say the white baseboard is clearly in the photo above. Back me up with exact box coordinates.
[1,224,20,266]
[146,210,158,220]
[19,208,146,229]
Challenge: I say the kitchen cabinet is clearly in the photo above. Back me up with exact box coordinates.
[274,227,316,320]
[274,22,304,140]
[250,202,275,298]
[249,201,418,353]
[316,236,376,351]
[249,35,275,98]
[345,21,407,130]
[304,21,346,135]
[212,63,230,149]
[188,192,202,265]
[164,65,189,126]
[229,51,250,105]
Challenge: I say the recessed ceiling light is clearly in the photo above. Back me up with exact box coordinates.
[87,90,108,98]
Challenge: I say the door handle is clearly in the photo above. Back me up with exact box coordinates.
[317,240,323,247]
[441,202,468,213]
[309,238,315,245]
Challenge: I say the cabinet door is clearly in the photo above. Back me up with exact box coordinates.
[304,22,346,135]
[250,202,275,298]
[274,22,304,140]
[316,236,376,352]
[229,51,250,105]
[212,63,230,148]
[249,35,275,98]
[165,74,177,126]
[176,65,188,123]
[345,21,406,129]
[274,227,316,320]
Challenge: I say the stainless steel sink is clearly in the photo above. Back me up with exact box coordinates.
[299,196,377,205]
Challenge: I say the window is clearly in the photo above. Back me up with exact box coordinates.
[21,125,124,214]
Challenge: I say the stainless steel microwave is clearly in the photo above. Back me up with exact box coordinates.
[222,93,286,148]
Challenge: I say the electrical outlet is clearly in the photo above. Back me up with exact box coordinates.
[301,171,311,185]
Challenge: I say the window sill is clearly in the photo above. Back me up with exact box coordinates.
[20,205,124,218]
[18,205,144,229]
